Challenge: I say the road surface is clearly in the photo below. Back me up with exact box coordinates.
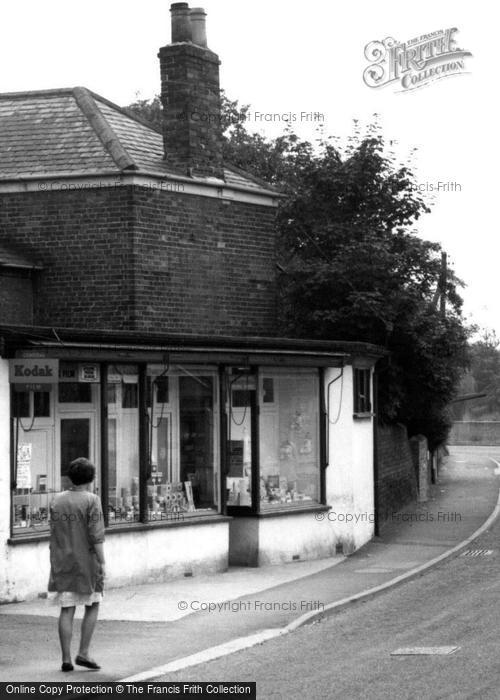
[159,447,500,699]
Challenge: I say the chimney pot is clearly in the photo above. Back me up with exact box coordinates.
[170,2,192,43]
[190,8,207,47]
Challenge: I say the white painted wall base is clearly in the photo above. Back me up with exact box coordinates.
[229,511,337,567]
[0,521,229,603]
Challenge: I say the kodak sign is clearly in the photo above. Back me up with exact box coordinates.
[9,359,59,384]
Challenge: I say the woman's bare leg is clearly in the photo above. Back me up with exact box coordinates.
[78,602,99,659]
[58,606,76,663]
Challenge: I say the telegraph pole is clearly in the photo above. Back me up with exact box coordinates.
[440,251,447,318]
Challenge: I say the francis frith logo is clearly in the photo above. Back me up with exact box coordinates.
[363,28,472,92]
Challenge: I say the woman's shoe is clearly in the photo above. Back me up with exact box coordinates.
[75,655,101,670]
[61,662,74,672]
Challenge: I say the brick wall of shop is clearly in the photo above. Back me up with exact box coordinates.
[0,188,135,330]
[133,188,277,335]
[377,423,417,522]
[0,269,34,325]
[0,186,277,336]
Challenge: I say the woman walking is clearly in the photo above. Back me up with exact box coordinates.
[48,458,105,672]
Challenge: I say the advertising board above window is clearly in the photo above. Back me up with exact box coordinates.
[9,359,59,384]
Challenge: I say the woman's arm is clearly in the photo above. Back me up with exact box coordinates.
[87,495,105,547]
[94,542,105,566]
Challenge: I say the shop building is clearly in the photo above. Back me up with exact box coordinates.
[0,3,384,602]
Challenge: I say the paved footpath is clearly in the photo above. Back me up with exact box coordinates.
[1,446,499,683]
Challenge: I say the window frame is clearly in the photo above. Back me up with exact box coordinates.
[353,367,372,417]
[257,367,324,513]
[224,366,259,516]
[104,363,222,527]
[224,366,326,516]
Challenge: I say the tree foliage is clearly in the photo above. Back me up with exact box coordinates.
[124,94,471,448]
[125,95,163,131]
[270,128,470,447]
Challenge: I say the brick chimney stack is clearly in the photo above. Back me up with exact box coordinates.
[158,3,224,179]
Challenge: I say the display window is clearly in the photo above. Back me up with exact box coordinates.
[225,370,255,507]
[143,364,220,523]
[11,361,101,533]
[224,367,322,512]
[106,364,140,524]
[259,369,321,509]
[104,363,220,526]
[9,356,323,536]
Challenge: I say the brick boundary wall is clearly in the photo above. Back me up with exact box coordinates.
[377,423,418,521]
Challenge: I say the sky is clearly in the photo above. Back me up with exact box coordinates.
[0,1,495,336]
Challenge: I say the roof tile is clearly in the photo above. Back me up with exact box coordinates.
[0,88,276,195]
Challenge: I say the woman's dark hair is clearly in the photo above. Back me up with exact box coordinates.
[68,458,95,486]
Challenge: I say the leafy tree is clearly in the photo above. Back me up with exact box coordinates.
[269,128,470,447]
[125,95,163,131]
[124,95,471,448]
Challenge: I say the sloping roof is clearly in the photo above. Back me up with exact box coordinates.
[0,243,42,269]
[0,87,277,195]
[0,90,118,176]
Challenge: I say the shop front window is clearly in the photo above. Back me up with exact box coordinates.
[10,359,222,535]
[146,365,219,521]
[226,370,255,508]
[12,385,55,531]
[9,356,323,537]
[12,390,30,418]
[10,360,100,533]
[34,391,51,417]
[259,369,320,509]
[107,364,140,524]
